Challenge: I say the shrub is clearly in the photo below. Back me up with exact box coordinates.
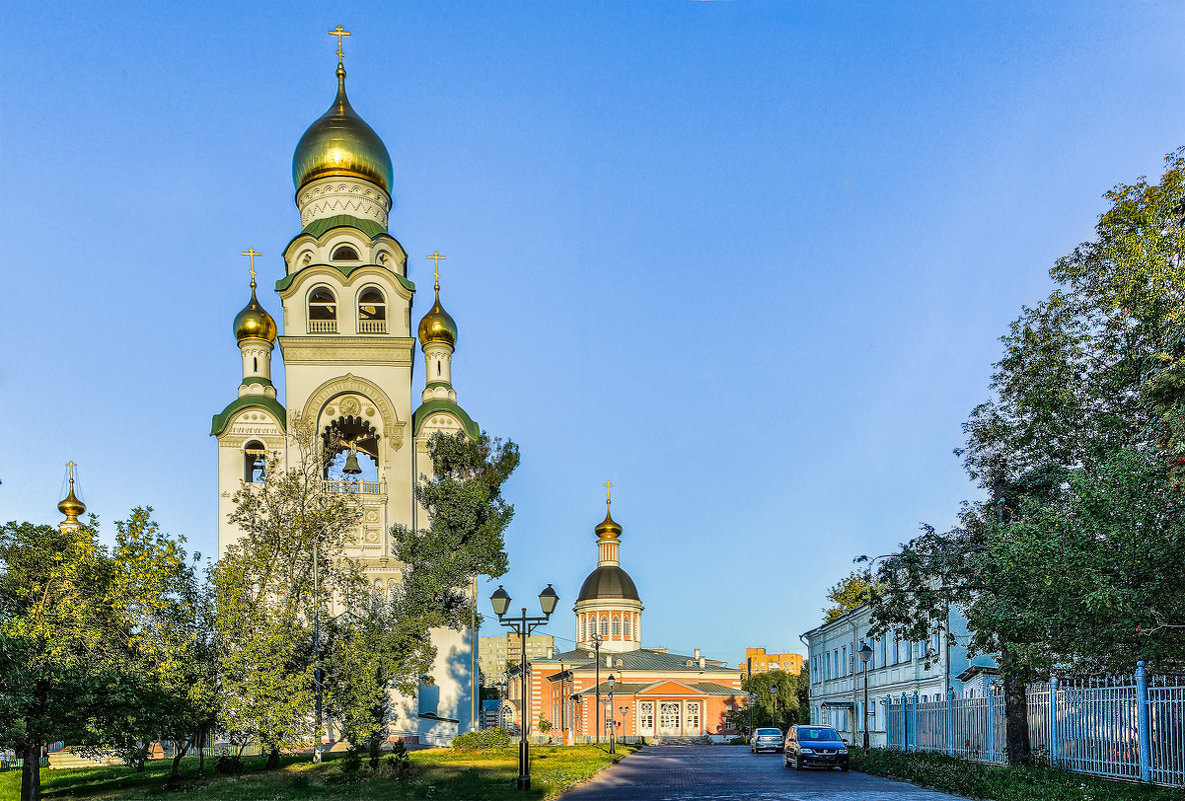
[386,741,410,779]
[452,726,513,751]
[213,754,243,775]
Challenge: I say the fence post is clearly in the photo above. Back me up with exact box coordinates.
[1136,661,1152,783]
[946,688,956,756]
[987,687,995,762]
[1049,675,1059,767]
[911,690,919,751]
[901,692,908,751]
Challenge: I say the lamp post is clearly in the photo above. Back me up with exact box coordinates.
[771,684,778,728]
[858,642,873,750]
[490,584,559,791]
[606,673,616,754]
[312,527,323,763]
[617,706,629,744]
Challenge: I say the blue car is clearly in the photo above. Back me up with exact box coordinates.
[784,725,849,770]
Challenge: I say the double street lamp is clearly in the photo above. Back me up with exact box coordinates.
[858,642,874,750]
[606,674,617,754]
[490,583,559,791]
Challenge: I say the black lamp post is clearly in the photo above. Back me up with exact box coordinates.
[490,583,558,791]
[617,706,629,744]
[771,684,778,727]
[606,673,616,754]
[858,642,874,750]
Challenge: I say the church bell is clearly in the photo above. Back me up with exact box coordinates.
[342,449,363,475]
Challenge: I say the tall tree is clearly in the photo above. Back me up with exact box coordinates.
[821,570,875,623]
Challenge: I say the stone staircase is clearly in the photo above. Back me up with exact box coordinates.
[651,735,712,746]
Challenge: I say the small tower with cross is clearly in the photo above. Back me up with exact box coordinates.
[573,486,644,653]
[417,251,460,404]
[232,248,278,400]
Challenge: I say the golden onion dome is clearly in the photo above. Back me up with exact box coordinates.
[58,485,85,520]
[234,285,277,343]
[418,290,458,348]
[292,65,393,195]
[595,507,622,540]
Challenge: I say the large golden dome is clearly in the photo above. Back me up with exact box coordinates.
[58,486,85,519]
[234,285,277,343]
[292,66,393,195]
[418,290,458,348]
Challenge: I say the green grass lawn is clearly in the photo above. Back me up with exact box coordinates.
[0,745,636,801]
[851,747,1185,801]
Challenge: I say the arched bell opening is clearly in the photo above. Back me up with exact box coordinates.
[322,415,380,482]
[244,440,267,483]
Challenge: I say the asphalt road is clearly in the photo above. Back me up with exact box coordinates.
[559,745,970,801]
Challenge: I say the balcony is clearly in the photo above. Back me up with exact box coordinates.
[323,480,385,495]
[308,319,338,334]
[358,319,387,334]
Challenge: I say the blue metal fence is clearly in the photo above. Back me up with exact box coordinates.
[884,663,1184,789]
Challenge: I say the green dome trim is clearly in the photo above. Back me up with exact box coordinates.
[303,214,388,239]
[211,396,287,437]
[274,263,415,293]
[412,398,479,440]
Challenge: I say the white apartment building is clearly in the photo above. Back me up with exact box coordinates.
[801,604,996,747]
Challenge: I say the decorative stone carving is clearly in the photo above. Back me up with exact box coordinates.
[301,373,406,451]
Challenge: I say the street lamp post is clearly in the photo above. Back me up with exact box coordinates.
[490,584,559,792]
[858,642,874,750]
[617,706,629,744]
[606,674,616,754]
[771,685,778,728]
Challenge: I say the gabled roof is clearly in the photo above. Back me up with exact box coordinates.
[574,679,742,698]
[538,648,737,674]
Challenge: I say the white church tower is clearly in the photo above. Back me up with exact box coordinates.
[211,31,479,741]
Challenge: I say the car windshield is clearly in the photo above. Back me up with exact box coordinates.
[798,727,841,740]
[756,728,781,736]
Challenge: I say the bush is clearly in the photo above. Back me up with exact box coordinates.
[452,726,513,751]
[386,740,410,779]
[213,754,243,775]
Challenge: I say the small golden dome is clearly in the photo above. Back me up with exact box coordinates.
[292,66,393,195]
[418,290,458,348]
[595,507,622,540]
[234,286,277,343]
[58,485,85,519]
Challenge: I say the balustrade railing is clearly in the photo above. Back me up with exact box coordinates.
[322,479,385,495]
[307,319,337,333]
[358,319,387,334]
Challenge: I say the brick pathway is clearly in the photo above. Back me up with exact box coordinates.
[559,745,971,800]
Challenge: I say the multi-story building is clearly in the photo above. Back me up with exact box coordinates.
[801,604,996,747]
[740,648,803,677]
[478,634,555,689]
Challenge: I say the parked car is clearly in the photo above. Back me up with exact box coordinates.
[749,727,784,753]
[783,725,849,770]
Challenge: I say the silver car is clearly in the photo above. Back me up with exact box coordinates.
[749,727,784,753]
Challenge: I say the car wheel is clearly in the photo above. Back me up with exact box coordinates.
[840,763,849,772]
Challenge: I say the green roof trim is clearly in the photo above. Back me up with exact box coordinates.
[274,264,415,293]
[303,214,388,239]
[424,381,453,390]
[241,376,273,388]
[211,395,287,437]
[413,398,479,440]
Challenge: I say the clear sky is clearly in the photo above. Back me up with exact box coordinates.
[3,1,1183,665]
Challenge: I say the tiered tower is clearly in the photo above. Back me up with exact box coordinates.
[211,29,479,738]
[574,485,644,653]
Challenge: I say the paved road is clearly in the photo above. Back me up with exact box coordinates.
[559,745,970,801]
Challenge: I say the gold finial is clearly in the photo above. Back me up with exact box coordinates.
[329,25,351,65]
[67,460,77,486]
[59,461,86,527]
[604,480,613,506]
[427,251,446,291]
[241,249,261,288]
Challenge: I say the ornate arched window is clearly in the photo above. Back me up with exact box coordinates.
[600,616,609,637]
[624,614,632,638]
[580,616,586,640]
[308,286,337,332]
[612,615,621,636]
[358,286,386,333]
[331,244,360,261]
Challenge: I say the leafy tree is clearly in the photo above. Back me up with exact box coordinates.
[822,570,875,623]
[213,416,363,767]
[739,670,807,731]
[867,147,1185,764]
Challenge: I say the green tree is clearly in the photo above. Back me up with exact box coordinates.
[822,570,875,623]
[213,417,363,768]
[867,147,1185,764]
[740,670,806,730]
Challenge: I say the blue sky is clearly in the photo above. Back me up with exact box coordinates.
[3,1,1183,665]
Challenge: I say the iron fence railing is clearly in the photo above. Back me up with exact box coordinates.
[884,662,1184,789]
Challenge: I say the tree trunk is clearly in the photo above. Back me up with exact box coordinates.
[266,746,280,770]
[20,743,41,801]
[1002,651,1031,765]
[170,739,191,779]
[197,742,205,778]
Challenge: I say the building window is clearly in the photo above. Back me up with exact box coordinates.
[332,244,360,261]
[879,636,886,668]
[308,286,337,332]
[580,616,585,640]
[841,646,847,676]
[600,616,608,637]
[243,441,266,483]
[358,286,386,333]
[686,702,700,733]
[624,614,632,638]
[612,616,621,636]
[639,702,654,733]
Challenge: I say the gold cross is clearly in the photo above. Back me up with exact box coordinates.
[427,251,446,290]
[329,26,351,61]
[604,481,613,504]
[242,248,261,287]
[66,461,77,486]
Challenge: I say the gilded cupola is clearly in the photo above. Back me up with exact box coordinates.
[292,63,393,196]
[234,277,277,343]
[58,462,86,532]
[418,264,459,349]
